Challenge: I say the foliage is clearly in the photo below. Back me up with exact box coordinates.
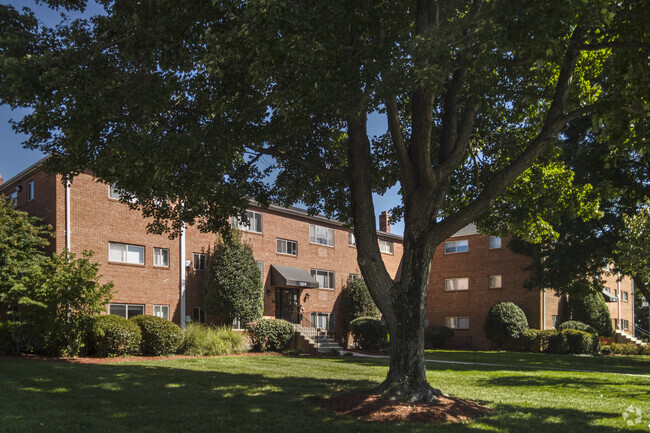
[558,320,597,334]
[602,343,650,356]
[0,322,15,354]
[246,319,294,352]
[90,315,141,357]
[349,317,388,351]
[517,329,560,353]
[179,323,247,356]
[484,302,529,347]
[568,292,613,337]
[202,232,263,327]
[547,329,600,355]
[616,204,650,308]
[341,278,379,342]
[130,315,183,356]
[424,326,454,349]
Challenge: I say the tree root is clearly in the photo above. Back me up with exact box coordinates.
[373,377,448,404]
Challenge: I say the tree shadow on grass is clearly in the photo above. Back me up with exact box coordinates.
[0,357,637,433]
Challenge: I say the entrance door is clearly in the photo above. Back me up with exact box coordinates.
[275,288,300,323]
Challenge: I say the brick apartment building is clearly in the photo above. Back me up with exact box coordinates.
[0,158,636,348]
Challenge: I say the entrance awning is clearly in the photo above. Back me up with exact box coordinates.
[271,265,319,288]
[602,289,619,303]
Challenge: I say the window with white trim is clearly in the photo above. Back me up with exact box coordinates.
[379,239,394,254]
[309,224,334,246]
[276,239,297,256]
[445,277,469,291]
[193,307,206,323]
[8,191,17,208]
[623,291,629,302]
[311,269,335,289]
[348,273,360,281]
[552,315,558,328]
[230,210,262,233]
[109,242,145,265]
[153,247,169,267]
[153,305,169,320]
[232,317,245,330]
[488,275,502,289]
[444,239,468,254]
[193,253,206,271]
[311,312,335,331]
[348,233,356,247]
[623,319,629,330]
[109,303,144,319]
[489,236,502,249]
[445,316,469,329]
[27,181,34,201]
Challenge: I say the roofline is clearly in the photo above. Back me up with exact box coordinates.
[0,156,50,194]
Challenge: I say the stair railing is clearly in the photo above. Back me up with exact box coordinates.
[296,315,323,352]
[635,326,650,342]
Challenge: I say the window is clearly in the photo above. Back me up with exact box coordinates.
[309,224,334,246]
[489,236,501,249]
[552,315,559,328]
[311,269,335,289]
[257,261,264,282]
[444,239,468,254]
[445,316,469,329]
[379,239,394,254]
[193,307,206,323]
[153,305,169,320]
[193,253,206,271]
[445,277,469,291]
[623,319,629,330]
[109,242,145,265]
[488,275,502,289]
[8,191,17,208]
[109,304,144,319]
[623,291,629,302]
[613,318,618,329]
[230,210,262,233]
[27,181,34,201]
[311,312,335,331]
[348,233,356,247]
[276,239,297,256]
[153,247,169,267]
[232,317,245,330]
[349,273,360,281]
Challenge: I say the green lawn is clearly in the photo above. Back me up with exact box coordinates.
[1,353,649,432]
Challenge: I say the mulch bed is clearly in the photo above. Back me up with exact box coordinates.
[2,352,281,364]
[320,390,492,424]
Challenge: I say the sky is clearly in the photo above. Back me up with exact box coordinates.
[0,1,405,236]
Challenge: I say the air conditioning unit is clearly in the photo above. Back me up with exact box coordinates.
[185,260,191,268]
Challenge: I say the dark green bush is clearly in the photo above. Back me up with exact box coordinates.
[349,317,388,351]
[568,292,613,337]
[91,315,141,357]
[0,322,16,354]
[424,325,454,349]
[130,315,183,355]
[10,322,51,354]
[484,302,529,347]
[342,279,379,324]
[246,318,294,352]
[547,329,599,355]
[558,320,597,334]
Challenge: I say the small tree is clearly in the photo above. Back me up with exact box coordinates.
[568,290,613,337]
[342,278,379,322]
[484,302,529,347]
[202,232,263,327]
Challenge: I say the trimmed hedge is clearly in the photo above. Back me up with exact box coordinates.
[247,318,294,352]
[558,320,597,334]
[568,292,613,337]
[484,302,529,347]
[547,329,600,355]
[130,315,183,356]
[179,323,247,356]
[349,317,388,351]
[0,322,15,354]
[602,343,650,356]
[518,329,559,352]
[424,325,454,349]
[91,315,141,357]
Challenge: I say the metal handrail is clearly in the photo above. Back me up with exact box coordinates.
[294,315,325,351]
[635,326,650,341]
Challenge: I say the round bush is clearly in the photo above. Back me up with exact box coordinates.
[518,329,559,352]
[558,320,597,334]
[130,315,183,355]
[349,317,388,351]
[484,302,529,347]
[246,318,294,352]
[424,326,454,349]
[91,315,141,357]
[547,329,599,355]
[568,292,613,337]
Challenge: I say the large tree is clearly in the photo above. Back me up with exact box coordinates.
[1,0,647,401]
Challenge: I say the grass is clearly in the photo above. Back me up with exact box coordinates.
[0,352,648,432]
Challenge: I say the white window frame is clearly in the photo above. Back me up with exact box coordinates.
[444,239,469,254]
[153,305,169,320]
[193,253,207,271]
[108,242,145,265]
[379,239,394,254]
[230,210,263,233]
[445,316,469,329]
[276,238,298,256]
[445,277,469,291]
[310,312,335,332]
[109,303,144,319]
[348,233,356,247]
[488,275,502,289]
[8,191,18,208]
[310,269,335,290]
[153,247,170,267]
[309,224,334,247]
[623,291,629,302]
[489,236,502,249]
[27,181,34,201]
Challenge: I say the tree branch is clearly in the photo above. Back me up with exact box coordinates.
[579,41,650,51]
[439,68,467,163]
[249,145,348,181]
[621,105,650,118]
[386,97,415,194]
[632,275,650,306]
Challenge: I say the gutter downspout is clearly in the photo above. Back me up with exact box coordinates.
[180,221,186,328]
[617,271,622,332]
[541,288,546,330]
[65,179,71,253]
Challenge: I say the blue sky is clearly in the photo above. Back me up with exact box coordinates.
[0,1,405,235]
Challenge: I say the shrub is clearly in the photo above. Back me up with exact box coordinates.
[484,302,529,347]
[558,320,597,334]
[349,317,388,351]
[606,342,650,356]
[0,322,16,354]
[547,329,600,355]
[179,323,247,356]
[568,292,613,337]
[342,278,379,325]
[91,315,141,357]
[130,315,183,356]
[518,329,560,352]
[246,319,294,352]
[10,322,51,354]
[424,326,454,349]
